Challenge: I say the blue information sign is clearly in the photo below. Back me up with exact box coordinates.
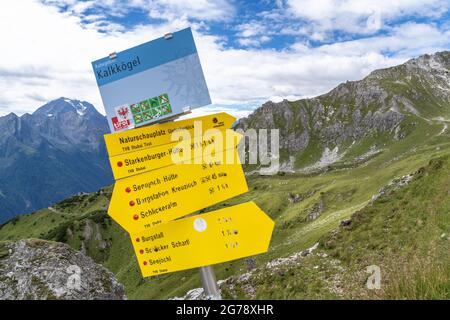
[92,27,211,132]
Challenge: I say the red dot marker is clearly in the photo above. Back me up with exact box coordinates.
[117,161,123,167]
[143,261,148,266]
[133,214,139,220]
[129,200,135,207]
[125,187,131,193]
[139,249,144,254]
[135,238,140,242]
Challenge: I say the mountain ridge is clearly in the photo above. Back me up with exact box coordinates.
[0,50,449,299]
[237,50,450,172]
[0,97,112,223]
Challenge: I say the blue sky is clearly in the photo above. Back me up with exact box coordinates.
[0,0,449,117]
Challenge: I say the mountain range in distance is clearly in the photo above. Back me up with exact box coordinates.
[0,98,113,223]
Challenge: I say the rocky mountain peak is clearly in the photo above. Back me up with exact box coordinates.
[4,112,18,119]
[33,97,99,118]
[0,99,112,223]
[237,50,450,173]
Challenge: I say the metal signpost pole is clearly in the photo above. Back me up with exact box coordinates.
[199,265,221,300]
[154,115,222,301]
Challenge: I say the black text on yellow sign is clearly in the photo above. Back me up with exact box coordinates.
[104,112,236,157]
[108,160,248,234]
[109,130,243,180]
[131,201,274,277]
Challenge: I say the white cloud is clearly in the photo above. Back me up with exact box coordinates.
[237,36,270,47]
[269,94,305,103]
[288,0,448,20]
[0,0,194,114]
[237,21,267,38]
[43,0,236,22]
[147,0,235,21]
[286,0,450,36]
[0,0,449,120]
[235,21,272,47]
[180,104,255,121]
[237,38,261,47]
[313,22,450,57]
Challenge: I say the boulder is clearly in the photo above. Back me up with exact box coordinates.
[0,239,126,300]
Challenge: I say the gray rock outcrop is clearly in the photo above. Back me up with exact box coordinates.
[0,239,125,300]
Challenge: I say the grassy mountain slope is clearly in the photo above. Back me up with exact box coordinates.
[221,155,449,299]
[0,125,448,299]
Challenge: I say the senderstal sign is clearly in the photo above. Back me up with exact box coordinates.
[92,27,211,133]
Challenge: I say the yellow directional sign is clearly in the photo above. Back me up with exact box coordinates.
[109,130,242,180]
[131,201,274,277]
[104,113,236,157]
[108,160,248,233]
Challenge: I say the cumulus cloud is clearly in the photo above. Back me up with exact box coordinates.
[0,0,449,118]
[147,0,235,21]
[0,0,195,114]
[286,0,449,36]
[43,0,235,22]
[235,21,272,47]
[313,22,450,57]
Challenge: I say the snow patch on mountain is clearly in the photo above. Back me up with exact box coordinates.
[300,147,343,172]
[76,102,88,116]
[63,98,87,116]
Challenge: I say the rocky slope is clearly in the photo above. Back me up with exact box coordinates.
[237,51,450,172]
[0,239,125,300]
[0,98,112,223]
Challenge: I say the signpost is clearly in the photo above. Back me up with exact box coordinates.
[109,130,242,180]
[131,201,274,277]
[108,161,248,233]
[93,28,275,300]
[104,112,236,157]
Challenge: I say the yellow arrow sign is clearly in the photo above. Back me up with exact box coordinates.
[104,113,236,157]
[108,160,248,233]
[131,201,274,277]
[109,130,242,180]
